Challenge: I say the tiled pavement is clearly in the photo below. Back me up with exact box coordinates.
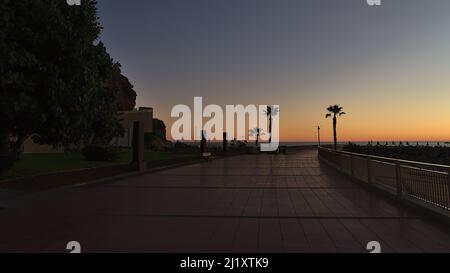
[0,149,449,252]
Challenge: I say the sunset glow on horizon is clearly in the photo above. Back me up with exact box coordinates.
[97,0,450,142]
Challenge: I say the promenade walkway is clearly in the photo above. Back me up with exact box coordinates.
[0,149,449,252]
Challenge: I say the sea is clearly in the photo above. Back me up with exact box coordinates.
[188,141,450,148]
[280,141,450,147]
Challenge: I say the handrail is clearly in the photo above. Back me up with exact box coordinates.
[318,146,450,214]
[401,164,449,176]
[319,147,450,170]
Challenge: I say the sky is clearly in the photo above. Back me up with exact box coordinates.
[96,0,450,142]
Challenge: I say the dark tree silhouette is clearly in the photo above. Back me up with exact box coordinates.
[144,119,170,151]
[265,106,279,143]
[325,105,346,150]
[152,119,167,140]
[107,64,137,111]
[0,0,124,172]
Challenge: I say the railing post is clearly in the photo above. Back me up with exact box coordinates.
[350,155,354,178]
[395,161,403,198]
[447,167,450,209]
[367,157,372,185]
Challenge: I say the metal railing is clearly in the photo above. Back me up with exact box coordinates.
[318,147,450,214]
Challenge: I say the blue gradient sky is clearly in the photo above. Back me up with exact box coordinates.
[97,0,450,141]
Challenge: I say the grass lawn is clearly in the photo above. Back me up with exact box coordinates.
[1,149,196,180]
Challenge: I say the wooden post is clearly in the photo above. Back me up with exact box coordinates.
[200,130,206,155]
[223,132,227,153]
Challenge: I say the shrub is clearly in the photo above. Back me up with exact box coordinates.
[82,145,120,162]
[0,134,20,174]
[145,133,173,151]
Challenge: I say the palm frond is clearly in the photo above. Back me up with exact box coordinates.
[249,128,263,136]
[326,105,346,116]
[264,106,280,117]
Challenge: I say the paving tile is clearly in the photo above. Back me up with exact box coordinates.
[0,149,449,252]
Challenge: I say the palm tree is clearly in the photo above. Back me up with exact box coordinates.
[265,106,279,143]
[325,105,346,150]
[249,128,264,147]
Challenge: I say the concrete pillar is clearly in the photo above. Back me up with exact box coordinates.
[131,121,146,171]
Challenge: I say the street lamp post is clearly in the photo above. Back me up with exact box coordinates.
[317,126,321,147]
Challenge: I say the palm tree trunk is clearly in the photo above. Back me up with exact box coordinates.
[268,115,272,143]
[256,130,259,147]
[333,116,337,150]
